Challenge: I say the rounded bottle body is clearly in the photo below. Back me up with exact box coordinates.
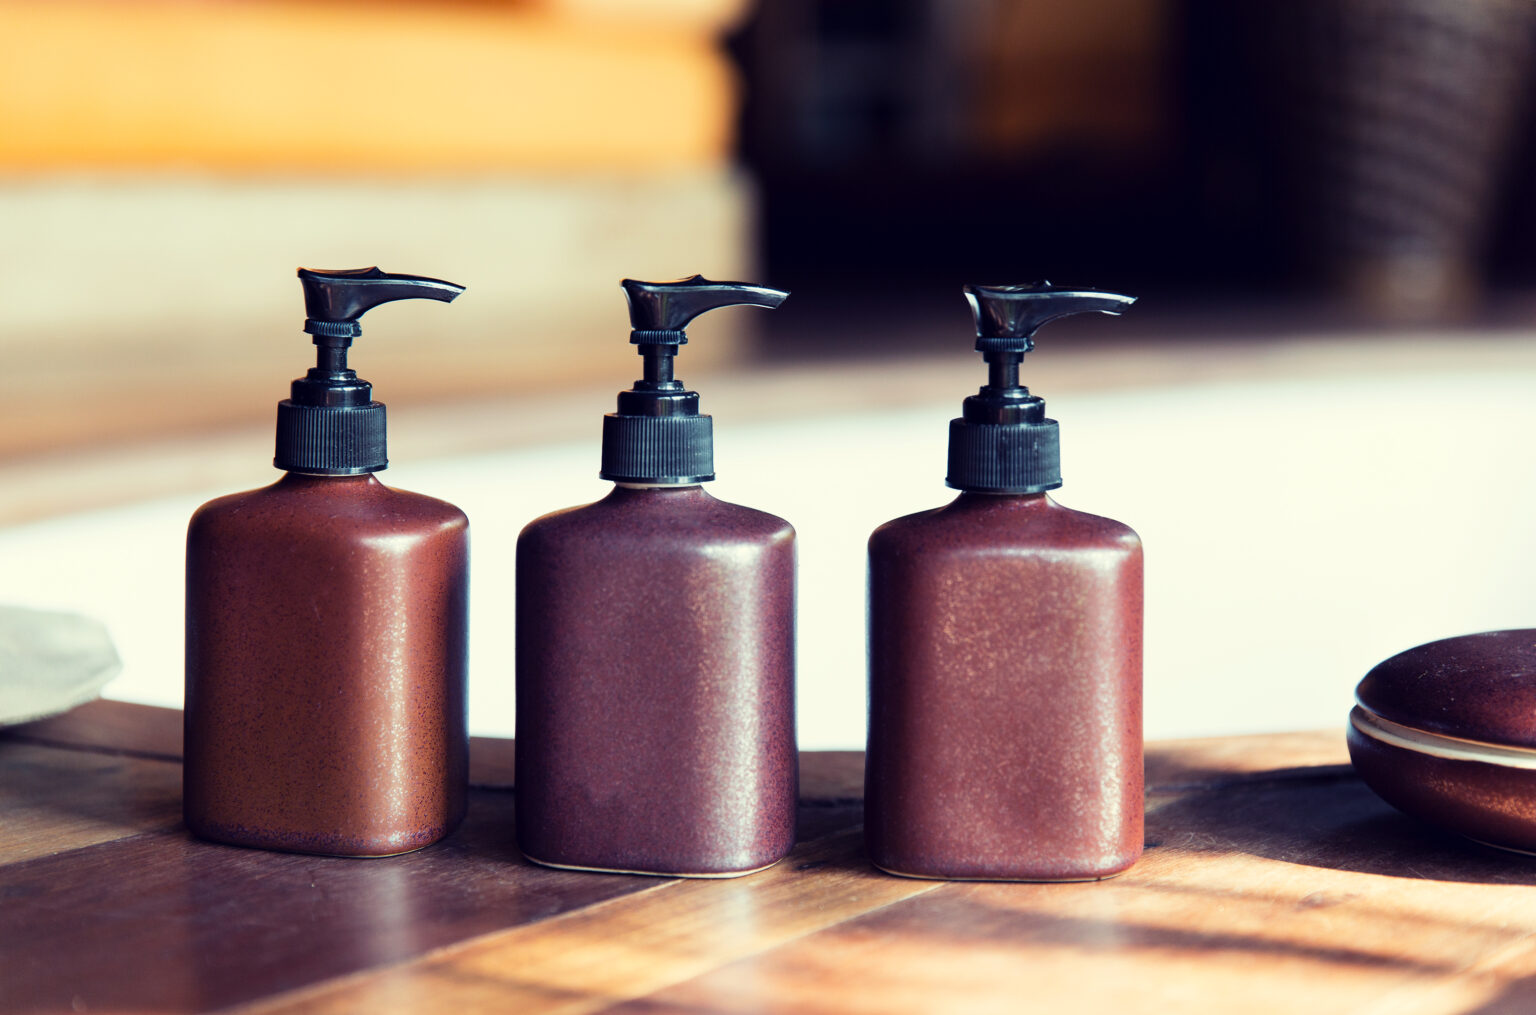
[516,485,797,877]
[184,473,469,857]
[866,492,1142,881]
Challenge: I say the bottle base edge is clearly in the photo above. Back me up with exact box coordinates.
[522,851,784,879]
[871,861,1134,883]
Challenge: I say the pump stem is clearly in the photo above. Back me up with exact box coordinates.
[641,346,675,385]
[317,345,349,373]
[986,352,1022,392]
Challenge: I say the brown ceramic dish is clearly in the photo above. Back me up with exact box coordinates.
[1348,629,1536,854]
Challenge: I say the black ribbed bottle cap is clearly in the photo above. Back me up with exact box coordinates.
[276,400,388,475]
[946,418,1060,493]
[600,414,714,484]
[945,282,1134,494]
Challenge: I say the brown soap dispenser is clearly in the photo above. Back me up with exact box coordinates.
[184,267,469,857]
[516,276,796,878]
[866,282,1143,882]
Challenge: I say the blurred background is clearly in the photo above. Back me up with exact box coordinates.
[6,0,1536,747]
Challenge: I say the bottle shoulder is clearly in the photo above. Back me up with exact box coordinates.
[520,487,793,552]
[870,493,1139,557]
[701,496,796,540]
[190,475,467,541]
[380,485,470,528]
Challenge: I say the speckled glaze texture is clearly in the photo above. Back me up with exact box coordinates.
[516,485,797,877]
[1355,630,1536,747]
[185,473,469,857]
[866,492,1143,881]
[1349,630,1536,852]
[1347,711,1536,853]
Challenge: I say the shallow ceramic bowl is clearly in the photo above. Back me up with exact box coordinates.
[1348,629,1536,854]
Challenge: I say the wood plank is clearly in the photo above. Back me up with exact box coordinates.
[597,759,1536,1015]
[458,731,1349,809]
[799,750,864,802]
[1411,940,1536,1015]
[0,704,874,1014]
[9,701,518,791]
[17,703,1500,1014]
[2,703,869,801]
[0,741,182,863]
[1145,728,1348,790]
[6,707,1347,788]
[237,740,1357,1015]
[0,789,659,1014]
[5,699,183,760]
[243,825,938,1015]
[469,735,517,790]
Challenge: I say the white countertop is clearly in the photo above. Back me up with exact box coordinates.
[3,357,1531,748]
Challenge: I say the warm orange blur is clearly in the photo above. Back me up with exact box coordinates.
[0,0,737,174]
[0,0,759,458]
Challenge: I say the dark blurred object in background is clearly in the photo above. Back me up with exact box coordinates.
[732,0,1536,332]
[1247,0,1536,320]
[734,0,1178,311]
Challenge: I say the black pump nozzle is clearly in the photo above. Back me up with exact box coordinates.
[276,266,464,475]
[622,275,789,336]
[299,265,463,340]
[618,275,789,405]
[947,281,1136,494]
[602,275,790,484]
[965,282,1135,354]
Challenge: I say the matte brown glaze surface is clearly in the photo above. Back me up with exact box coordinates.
[866,491,1143,881]
[1355,629,1536,748]
[1347,708,1536,853]
[185,472,468,857]
[516,484,796,876]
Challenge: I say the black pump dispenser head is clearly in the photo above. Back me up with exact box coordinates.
[275,267,464,475]
[600,275,789,484]
[946,282,1135,493]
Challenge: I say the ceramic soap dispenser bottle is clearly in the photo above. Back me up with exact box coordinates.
[516,275,796,878]
[185,267,469,857]
[866,282,1143,882]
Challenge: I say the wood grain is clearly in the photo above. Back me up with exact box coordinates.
[1144,728,1348,789]
[0,790,655,1014]
[248,826,933,1015]
[0,704,875,1014]
[7,698,184,760]
[597,759,1536,1015]
[11,703,1536,1015]
[0,741,181,863]
[10,699,516,792]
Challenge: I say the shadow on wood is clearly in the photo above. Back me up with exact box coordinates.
[1149,763,1536,885]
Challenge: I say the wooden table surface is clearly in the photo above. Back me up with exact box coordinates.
[5,702,1536,1014]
